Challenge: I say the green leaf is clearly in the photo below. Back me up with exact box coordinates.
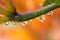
[0,6,10,16]
[0,6,15,20]
[54,0,60,5]
[1,0,16,18]
[0,0,16,21]
[0,16,10,24]
[43,0,54,6]
[2,0,16,13]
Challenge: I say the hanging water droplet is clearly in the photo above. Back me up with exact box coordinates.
[20,21,30,26]
[20,20,32,26]
[29,20,32,21]
[12,21,18,25]
[47,11,54,16]
[4,21,19,30]
[4,21,13,30]
[5,21,11,25]
[37,15,46,23]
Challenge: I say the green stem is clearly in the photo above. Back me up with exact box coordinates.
[16,3,60,22]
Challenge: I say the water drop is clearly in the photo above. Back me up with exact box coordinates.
[20,21,30,26]
[47,11,54,16]
[4,21,17,30]
[37,15,46,23]
[4,21,12,30]
[5,21,11,25]
[12,21,18,25]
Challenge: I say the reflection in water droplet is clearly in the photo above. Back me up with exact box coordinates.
[37,15,46,23]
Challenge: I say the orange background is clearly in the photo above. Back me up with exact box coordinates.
[0,0,60,40]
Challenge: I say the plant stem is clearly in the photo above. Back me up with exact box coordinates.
[16,3,60,22]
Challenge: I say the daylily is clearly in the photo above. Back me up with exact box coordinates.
[0,0,60,40]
